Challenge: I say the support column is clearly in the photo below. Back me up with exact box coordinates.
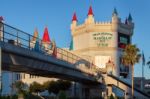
[107,85,113,97]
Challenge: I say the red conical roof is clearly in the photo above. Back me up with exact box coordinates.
[42,27,51,43]
[72,12,77,21]
[88,6,93,15]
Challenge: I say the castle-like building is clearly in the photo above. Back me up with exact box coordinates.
[1,6,150,99]
[71,6,134,79]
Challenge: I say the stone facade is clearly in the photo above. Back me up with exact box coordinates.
[70,7,134,78]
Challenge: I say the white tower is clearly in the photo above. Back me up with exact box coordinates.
[70,7,134,78]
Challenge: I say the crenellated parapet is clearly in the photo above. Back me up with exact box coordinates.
[95,21,111,25]
[71,7,134,37]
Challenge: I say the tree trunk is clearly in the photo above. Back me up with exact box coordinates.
[132,65,134,99]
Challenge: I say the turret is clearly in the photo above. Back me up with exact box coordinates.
[124,13,134,26]
[85,6,95,24]
[30,28,39,48]
[71,12,77,30]
[42,27,51,50]
[32,28,38,41]
[112,8,120,24]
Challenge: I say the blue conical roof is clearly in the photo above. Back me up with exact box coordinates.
[128,13,132,21]
[112,8,118,16]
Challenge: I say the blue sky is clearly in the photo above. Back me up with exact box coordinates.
[0,0,150,78]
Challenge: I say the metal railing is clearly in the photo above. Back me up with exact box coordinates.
[0,22,104,77]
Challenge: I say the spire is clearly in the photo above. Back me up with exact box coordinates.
[88,6,93,16]
[72,12,77,21]
[32,28,38,41]
[42,27,51,43]
[112,8,118,16]
[128,13,132,22]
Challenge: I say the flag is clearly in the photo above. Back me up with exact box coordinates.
[52,40,57,58]
[142,51,145,66]
[69,39,73,50]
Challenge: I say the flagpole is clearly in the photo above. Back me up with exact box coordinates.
[141,51,145,91]
[141,62,144,91]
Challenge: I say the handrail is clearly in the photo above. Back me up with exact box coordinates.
[0,21,104,76]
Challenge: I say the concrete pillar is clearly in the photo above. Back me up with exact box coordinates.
[107,86,113,96]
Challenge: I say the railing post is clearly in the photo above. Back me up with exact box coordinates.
[16,30,19,45]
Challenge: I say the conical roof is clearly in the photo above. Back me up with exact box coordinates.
[42,27,51,43]
[88,6,93,16]
[72,12,77,21]
[128,13,132,21]
[32,28,38,41]
[112,8,118,16]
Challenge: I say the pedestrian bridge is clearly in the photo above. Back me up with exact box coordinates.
[0,22,103,84]
[0,22,150,98]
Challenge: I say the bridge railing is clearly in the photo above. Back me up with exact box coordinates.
[0,22,103,75]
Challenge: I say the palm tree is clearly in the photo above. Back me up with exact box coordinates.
[122,44,141,99]
[13,81,26,94]
[12,80,28,98]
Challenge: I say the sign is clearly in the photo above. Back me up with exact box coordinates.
[118,33,130,49]
[93,32,113,47]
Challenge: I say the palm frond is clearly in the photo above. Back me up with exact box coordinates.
[147,61,150,65]
[122,44,141,66]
